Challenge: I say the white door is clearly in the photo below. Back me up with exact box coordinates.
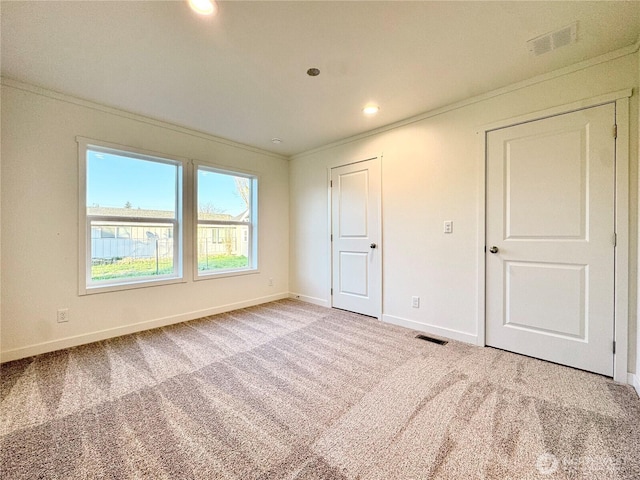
[331,158,381,318]
[486,104,616,376]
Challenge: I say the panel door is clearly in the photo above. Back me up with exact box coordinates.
[486,103,616,376]
[331,158,381,318]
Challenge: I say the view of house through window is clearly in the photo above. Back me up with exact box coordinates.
[81,140,258,292]
[85,147,181,286]
[196,166,256,274]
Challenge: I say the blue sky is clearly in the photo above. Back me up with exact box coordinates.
[87,150,247,215]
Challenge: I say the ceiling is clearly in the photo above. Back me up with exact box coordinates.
[2,1,639,156]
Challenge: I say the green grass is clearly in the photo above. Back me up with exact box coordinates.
[198,254,248,271]
[91,257,174,281]
[91,254,248,281]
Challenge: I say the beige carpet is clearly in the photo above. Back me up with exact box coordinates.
[1,299,639,479]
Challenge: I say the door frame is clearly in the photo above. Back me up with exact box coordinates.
[476,89,632,383]
[328,154,383,319]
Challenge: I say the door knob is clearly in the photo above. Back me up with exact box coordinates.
[489,246,499,254]
[370,243,377,249]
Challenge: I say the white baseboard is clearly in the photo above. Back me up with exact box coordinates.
[288,293,330,308]
[382,314,478,345]
[0,293,290,363]
[628,373,640,397]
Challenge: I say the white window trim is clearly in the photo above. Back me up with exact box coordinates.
[193,162,259,281]
[77,137,188,295]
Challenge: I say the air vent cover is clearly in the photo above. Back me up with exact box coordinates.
[527,22,577,56]
[415,334,448,346]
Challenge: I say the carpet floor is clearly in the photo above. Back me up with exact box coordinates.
[1,299,639,479]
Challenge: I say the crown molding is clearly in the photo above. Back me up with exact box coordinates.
[293,41,639,160]
[0,77,288,161]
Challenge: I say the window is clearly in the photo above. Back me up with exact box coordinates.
[79,140,183,293]
[196,166,257,276]
[79,138,258,293]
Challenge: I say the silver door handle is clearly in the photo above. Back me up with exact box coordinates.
[489,246,499,254]
[370,243,377,249]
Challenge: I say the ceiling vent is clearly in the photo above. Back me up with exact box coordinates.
[527,22,577,56]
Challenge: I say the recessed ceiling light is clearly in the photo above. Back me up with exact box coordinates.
[307,68,320,77]
[188,0,217,16]
[271,138,282,144]
[363,105,380,115]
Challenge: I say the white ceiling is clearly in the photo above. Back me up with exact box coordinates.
[2,1,639,156]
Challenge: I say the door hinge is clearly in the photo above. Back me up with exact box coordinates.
[330,180,333,187]
[613,124,618,139]
[613,341,616,354]
[331,288,333,296]
[613,233,617,247]
[331,234,333,242]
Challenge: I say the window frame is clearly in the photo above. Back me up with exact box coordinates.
[77,137,187,295]
[193,162,259,280]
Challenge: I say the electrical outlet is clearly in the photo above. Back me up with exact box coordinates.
[268,278,274,286]
[57,308,69,323]
[412,296,420,308]
[444,221,453,234]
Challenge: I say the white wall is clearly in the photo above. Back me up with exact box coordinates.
[0,80,3,356]
[0,81,290,361]
[290,51,639,372]
[636,46,640,394]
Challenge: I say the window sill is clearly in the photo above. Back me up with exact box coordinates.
[194,268,259,281]
[80,276,186,296]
